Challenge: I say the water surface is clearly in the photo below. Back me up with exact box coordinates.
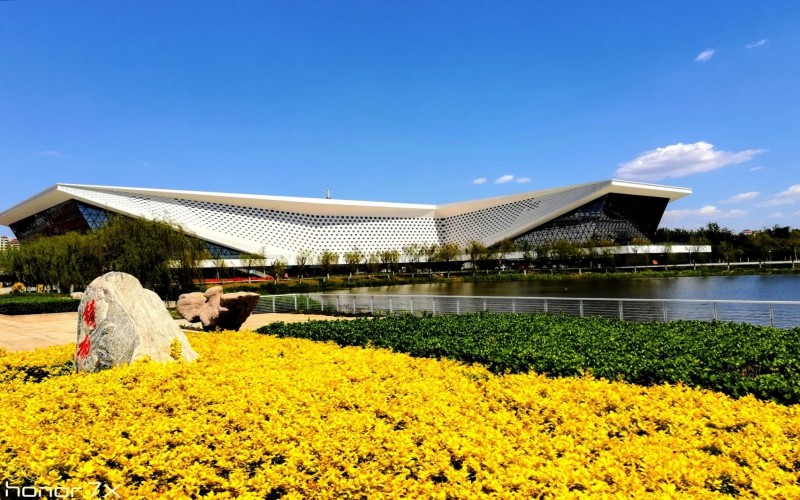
[345,275,800,301]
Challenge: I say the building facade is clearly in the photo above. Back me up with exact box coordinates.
[0,180,690,265]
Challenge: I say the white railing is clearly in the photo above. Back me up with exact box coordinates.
[255,293,800,328]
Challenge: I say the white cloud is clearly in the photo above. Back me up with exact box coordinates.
[749,166,764,172]
[759,184,800,207]
[768,212,784,219]
[474,174,532,185]
[746,39,768,49]
[615,141,765,181]
[722,191,760,204]
[663,205,746,220]
[793,210,800,217]
[695,49,716,62]
[37,150,63,158]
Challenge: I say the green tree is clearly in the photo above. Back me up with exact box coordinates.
[688,235,711,270]
[343,248,364,275]
[214,257,228,284]
[464,240,487,275]
[296,249,312,278]
[493,238,515,270]
[241,252,263,283]
[318,250,339,278]
[423,244,439,266]
[366,252,380,276]
[517,240,534,266]
[402,243,424,275]
[379,249,400,274]
[5,216,206,297]
[789,230,800,268]
[271,258,288,282]
[435,243,460,277]
[718,241,740,271]
[630,237,651,272]
[751,232,776,266]
[661,243,674,270]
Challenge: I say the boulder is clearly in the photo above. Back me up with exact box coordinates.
[219,292,261,330]
[75,272,199,372]
[176,287,259,331]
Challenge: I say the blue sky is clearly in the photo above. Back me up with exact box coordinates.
[2,1,799,239]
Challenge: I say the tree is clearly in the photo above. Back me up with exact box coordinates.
[214,257,228,284]
[630,237,651,272]
[436,243,460,277]
[2,216,206,295]
[94,216,208,296]
[596,239,616,270]
[535,241,553,269]
[379,249,400,274]
[551,239,576,268]
[296,249,312,278]
[493,238,515,270]
[366,252,380,276]
[789,230,800,268]
[661,243,674,270]
[423,244,439,266]
[402,243,424,275]
[464,240,487,275]
[688,235,711,270]
[271,258,288,282]
[343,248,364,275]
[751,232,776,267]
[517,240,534,266]
[318,250,339,278]
[718,242,740,271]
[241,252,263,283]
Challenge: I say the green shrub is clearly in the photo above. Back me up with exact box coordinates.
[257,313,800,405]
[0,294,80,315]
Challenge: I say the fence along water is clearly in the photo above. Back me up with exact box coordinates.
[256,294,800,329]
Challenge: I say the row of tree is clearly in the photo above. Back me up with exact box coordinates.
[3,218,798,295]
[292,223,800,276]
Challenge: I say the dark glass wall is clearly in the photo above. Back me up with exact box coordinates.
[513,194,669,246]
[10,200,93,241]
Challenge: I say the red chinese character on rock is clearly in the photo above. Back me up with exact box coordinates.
[83,299,96,329]
[77,299,96,362]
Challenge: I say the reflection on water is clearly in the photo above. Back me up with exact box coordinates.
[346,275,800,301]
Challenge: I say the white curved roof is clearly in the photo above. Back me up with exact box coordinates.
[0,180,690,263]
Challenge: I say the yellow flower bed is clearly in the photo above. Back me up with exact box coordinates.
[2,332,800,499]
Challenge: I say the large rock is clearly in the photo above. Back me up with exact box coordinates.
[75,272,199,372]
[177,286,259,331]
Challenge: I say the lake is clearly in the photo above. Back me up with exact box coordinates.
[345,274,800,301]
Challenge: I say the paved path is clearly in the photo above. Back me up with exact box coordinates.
[0,312,347,352]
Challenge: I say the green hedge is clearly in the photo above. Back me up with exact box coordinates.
[257,313,800,405]
[0,294,80,315]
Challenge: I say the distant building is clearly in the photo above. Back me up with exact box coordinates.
[1,237,20,251]
[0,180,691,265]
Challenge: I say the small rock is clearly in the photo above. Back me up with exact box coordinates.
[177,287,259,331]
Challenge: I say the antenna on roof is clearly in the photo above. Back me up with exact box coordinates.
[324,188,332,199]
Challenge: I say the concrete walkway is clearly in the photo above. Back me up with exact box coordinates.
[0,312,348,352]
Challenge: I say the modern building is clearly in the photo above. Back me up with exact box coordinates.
[0,180,690,265]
